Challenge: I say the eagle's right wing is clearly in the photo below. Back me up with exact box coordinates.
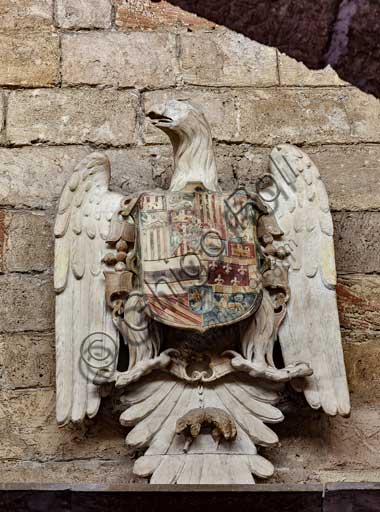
[55,153,124,425]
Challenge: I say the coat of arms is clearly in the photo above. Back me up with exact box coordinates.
[54,100,350,484]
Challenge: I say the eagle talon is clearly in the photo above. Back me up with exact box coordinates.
[114,349,177,388]
[223,350,313,382]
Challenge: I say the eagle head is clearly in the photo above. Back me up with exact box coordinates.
[146,99,219,192]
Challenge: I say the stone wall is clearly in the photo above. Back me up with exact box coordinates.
[0,0,379,485]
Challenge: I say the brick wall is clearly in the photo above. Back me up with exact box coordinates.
[0,0,379,485]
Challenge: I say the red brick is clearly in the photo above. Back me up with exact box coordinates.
[115,0,215,30]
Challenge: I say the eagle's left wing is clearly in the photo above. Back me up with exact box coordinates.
[267,144,350,416]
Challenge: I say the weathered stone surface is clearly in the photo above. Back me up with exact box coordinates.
[0,274,54,333]
[0,146,173,210]
[0,211,5,273]
[278,52,347,86]
[325,407,380,468]
[7,89,139,146]
[337,275,380,344]
[265,404,380,484]
[180,30,278,86]
[115,0,215,30]
[238,87,380,145]
[0,93,5,143]
[55,0,112,29]
[343,340,380,404]
[0,460,137,484]
[62,32,178,88]
[3,211,53,272]
[319,470,380,483]
[334,212,380,274]
[107,146,169,193]
[0,389,129,463]
[0,332,54,389]
[0,0,53,29]
[143,89,238,143]
[0,31,59,87]
[307,144,380,212]
[0,146,90,209]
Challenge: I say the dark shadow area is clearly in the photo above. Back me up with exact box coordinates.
[163,0,380,98]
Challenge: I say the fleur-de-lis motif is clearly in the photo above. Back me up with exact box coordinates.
[215,274,224,284]
[223,263,232,274]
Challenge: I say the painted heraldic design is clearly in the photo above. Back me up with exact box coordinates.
[136,187,265,332]
[54,99,350,484]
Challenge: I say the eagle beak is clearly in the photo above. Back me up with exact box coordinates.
[146,105,173,128]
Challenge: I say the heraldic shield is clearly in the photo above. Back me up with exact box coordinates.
[135,184,264,332]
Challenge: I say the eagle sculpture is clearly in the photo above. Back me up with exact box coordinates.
[55,99,350,484]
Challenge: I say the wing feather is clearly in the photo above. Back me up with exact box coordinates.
[55,152,124,425]
[269,144,350,416]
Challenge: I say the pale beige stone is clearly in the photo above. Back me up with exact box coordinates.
[343,340,380,403]
[0,31,59,87]
[319,470,380,483]
[0,0,53,29]
[278,52,348,86]
[238,87,380,145]
[0,460,138,484]
[4,211,53,272]
[0,274,54,332]
[180,30,278,86]
[0,146,91,209]
[0,333,54,389]
[0,388,127,462]
[337,275,380,344]
[7,89,139,146]
[143,89,238,143]
[0,146,170,209]
[56,0,112,29]
[62,32,178,88]
[307,144,380,211]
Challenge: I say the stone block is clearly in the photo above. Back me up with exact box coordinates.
[0,274,54,333]
[343,340,380,404]
[265,405,380,481]
[0,460,137,485]
[306,144,380,211]
[180,30,278,86]
[115,0,215,30]
[0,31,59,87]
[0,0,53,29]
[337,275,380,344]
[7,89,139,146]
[334,212,380,274]
[238,87,380,145]
[55,0,112,29]
[0,146,91,209]
[3,211,53,272]
[62,32,177,88]
[0,332,54,389]
[278,52,347,86]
